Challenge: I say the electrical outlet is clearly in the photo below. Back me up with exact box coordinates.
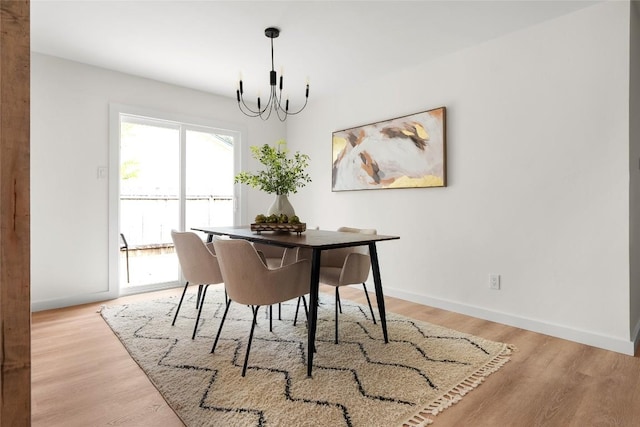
[489,274,501,290]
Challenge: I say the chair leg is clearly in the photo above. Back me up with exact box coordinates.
[192,284,209,339]
[335,287,340,344]
[172,281,190,326]
[294,296,309,326]
[294,297,301,326]
[211,299,232,353]
[278,303,282,320]
[336,287,343,313]
[302,295,309,321]
[269,305,273,332]
[242,305,260,377]
[362,283,377,324]
[196,284,204,309]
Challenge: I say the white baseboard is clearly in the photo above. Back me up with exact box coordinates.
[378,286,635,356]
[31,281,183,312]
[31,289,119,312]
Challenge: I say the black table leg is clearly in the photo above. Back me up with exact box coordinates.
[307,248,321,377]
[369,243,388,343]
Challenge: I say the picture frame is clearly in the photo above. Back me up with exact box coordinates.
[332,106,446,191]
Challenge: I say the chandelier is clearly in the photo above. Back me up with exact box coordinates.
[236,27,309,121]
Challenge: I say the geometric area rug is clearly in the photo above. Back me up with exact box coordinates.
[100,287,514,426]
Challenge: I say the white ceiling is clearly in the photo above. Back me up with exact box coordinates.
[31,0,599,105]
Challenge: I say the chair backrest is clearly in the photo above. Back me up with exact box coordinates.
[214,239,311,306]
[321,227,377,268]
[253,242,286,268]
[171,230,223,285]
[253,242,285,259]
[119,233,128,250]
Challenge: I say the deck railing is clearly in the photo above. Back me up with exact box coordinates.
[120,195,233,248]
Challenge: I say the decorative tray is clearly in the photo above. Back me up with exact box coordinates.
[250,223,306,235]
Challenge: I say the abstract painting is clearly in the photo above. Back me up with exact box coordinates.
[332,107,446,191]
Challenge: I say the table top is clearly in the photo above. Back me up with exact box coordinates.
[192,226,400,250]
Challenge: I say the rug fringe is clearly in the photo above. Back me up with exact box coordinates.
[399,343,516,426]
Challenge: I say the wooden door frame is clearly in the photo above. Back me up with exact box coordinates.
[0,0,31,425]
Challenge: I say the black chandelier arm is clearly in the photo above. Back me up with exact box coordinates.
[237,101,263,118]
[237,97,275,120]
[273,83,308,114]
[236,95,263,117]
[237,92,278,121]
[237,83,308,121]
[278,85,309,116]
[237,84,277,117]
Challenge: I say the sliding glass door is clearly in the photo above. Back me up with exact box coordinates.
[115,111,238,293]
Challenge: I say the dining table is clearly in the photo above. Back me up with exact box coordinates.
[192,225,400,377]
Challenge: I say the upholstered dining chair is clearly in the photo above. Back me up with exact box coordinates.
[253,242,300,327]
[319,226,377,344]
[171,230,224,340]
[211,238,311,377]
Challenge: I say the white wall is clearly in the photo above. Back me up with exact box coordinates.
[287,1,634,353]
[31,53,284,310]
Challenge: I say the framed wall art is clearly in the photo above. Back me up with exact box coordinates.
[332,106,446,191]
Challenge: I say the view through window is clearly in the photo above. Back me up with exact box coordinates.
[119,114,236,290]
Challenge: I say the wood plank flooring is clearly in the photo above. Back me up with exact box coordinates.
[32,286,640,426]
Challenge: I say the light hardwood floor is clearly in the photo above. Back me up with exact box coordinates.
[32,286,640,426]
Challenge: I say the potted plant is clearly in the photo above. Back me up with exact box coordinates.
[234,140,311,217]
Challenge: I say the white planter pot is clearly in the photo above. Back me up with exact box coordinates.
[267,194,295,217]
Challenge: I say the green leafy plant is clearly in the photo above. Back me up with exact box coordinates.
[120,159,140,180]
[234,140,311,195]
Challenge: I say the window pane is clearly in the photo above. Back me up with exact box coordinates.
[185,130,234,231]
[120,121,179,286]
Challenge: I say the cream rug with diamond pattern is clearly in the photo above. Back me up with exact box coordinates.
[100,287,513,426]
